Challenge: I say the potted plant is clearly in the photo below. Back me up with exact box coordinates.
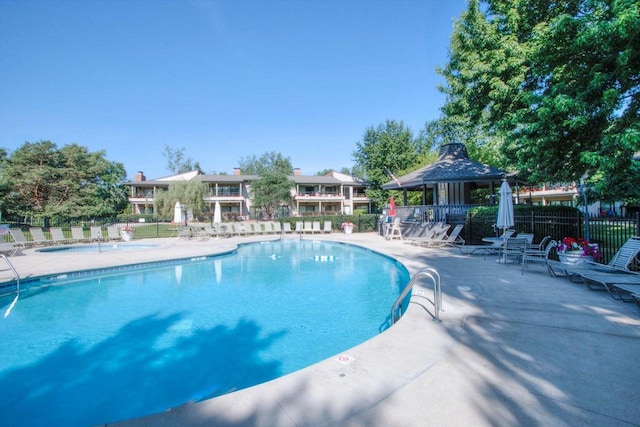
[120,226,134,242]
[556,237,599,265]
[340,220,355,234]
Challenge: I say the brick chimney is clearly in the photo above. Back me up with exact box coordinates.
[233,168,241,175]
[135,171,146,182]
[293,168,301,176]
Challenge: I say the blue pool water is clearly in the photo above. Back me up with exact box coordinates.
[0,239,410,426]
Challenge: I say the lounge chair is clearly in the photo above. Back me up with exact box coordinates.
[50,227,72,244]
[177,226,192,240]
[578,272,640,298]
[548,236,640,278]
[273,222,282,234]
[29,227,51,246]
[437,224,465,251]
[295,222,303,234]
[71,226,90,243]
[406,223,451,246]
[283,222,292,234]
[263,222,275,234]
[9,228,33,248]
[547,236,640,293]
[90,226,103,241]
[248,223,259,235]
[312,221,322,234]
[0,242,19,256]
[612,283,640,306]
[235,223,248,236]
[106,225,122,241]
[303,221,314,234]
[323,221,332,233]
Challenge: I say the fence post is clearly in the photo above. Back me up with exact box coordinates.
[636,212,640,237]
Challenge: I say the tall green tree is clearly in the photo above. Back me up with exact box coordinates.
[154,180,207,222]
[439,0,640,201]
[249,171,294,219]
[0,141,127,222]
[352,120,423,209]
[163,145,202,174]
[238,151,293,175]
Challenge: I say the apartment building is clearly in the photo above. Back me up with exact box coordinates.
[126,169,373,219]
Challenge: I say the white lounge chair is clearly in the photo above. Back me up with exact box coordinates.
[323,221,332,233]
[71,226,90,243]
[9,228,33,248]
[106,225,122,241]
[283,222,292,234]
[312,221,321,234]
[29,227,51,246]
[90,226,103,241]
[50,227,72,244]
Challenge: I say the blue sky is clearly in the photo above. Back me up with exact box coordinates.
[0,0,467,180]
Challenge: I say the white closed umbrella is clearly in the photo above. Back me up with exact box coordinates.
[496,180,514,262]
[174,201,183,224]
[213,201,222,224]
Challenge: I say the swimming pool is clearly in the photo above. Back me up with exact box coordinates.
[0,239,410,426]
[35,243,160,253]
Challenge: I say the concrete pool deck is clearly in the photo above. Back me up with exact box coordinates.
[4,232,640,426]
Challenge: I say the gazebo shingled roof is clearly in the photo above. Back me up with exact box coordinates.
[382,143,511,190]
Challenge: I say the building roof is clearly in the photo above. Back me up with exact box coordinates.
[382,143,510,190]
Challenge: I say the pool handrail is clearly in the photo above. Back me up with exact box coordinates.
[391,267,441,324]
[1,254,21,318]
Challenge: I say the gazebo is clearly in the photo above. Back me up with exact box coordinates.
[382,143,523,234]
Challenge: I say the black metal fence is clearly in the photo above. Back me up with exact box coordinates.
[3,210,640,265]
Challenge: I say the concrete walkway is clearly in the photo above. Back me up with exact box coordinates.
[4,233,640,426]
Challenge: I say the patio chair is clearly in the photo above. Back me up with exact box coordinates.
[323,221,332,233]
[106,225,122,241]
[50,227,72,244]
[9,228,33,248]
[295,222,303,234]
[437,225,465,251]
[235,223,248,236]
[500,237,529,275]
[283,222,292,234]
[548,236,640,278]
[530,235,551,251]
[29,227,51,246]
[470,229,516,256]
[612,284,640,307]
[406,223,451,246]
[524,239,557,274]
[579,273,640,298]
[71,226,90,243]
[303,221,314,234]
[0,242,19,256]
[177,226,192,240]
[273,222,282,234]
[312,221,322,234]
[90,226,103,241]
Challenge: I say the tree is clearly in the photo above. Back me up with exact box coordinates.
[0,141,128,223]
[238,151,293,175]
[352,120,422,209]
[249,171,294,219]
[439,0,640,202]
[163,145,202,174]
[154,180,207,222]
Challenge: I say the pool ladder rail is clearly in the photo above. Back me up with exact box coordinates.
[391,267,441,324]
[0,254,21,318]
